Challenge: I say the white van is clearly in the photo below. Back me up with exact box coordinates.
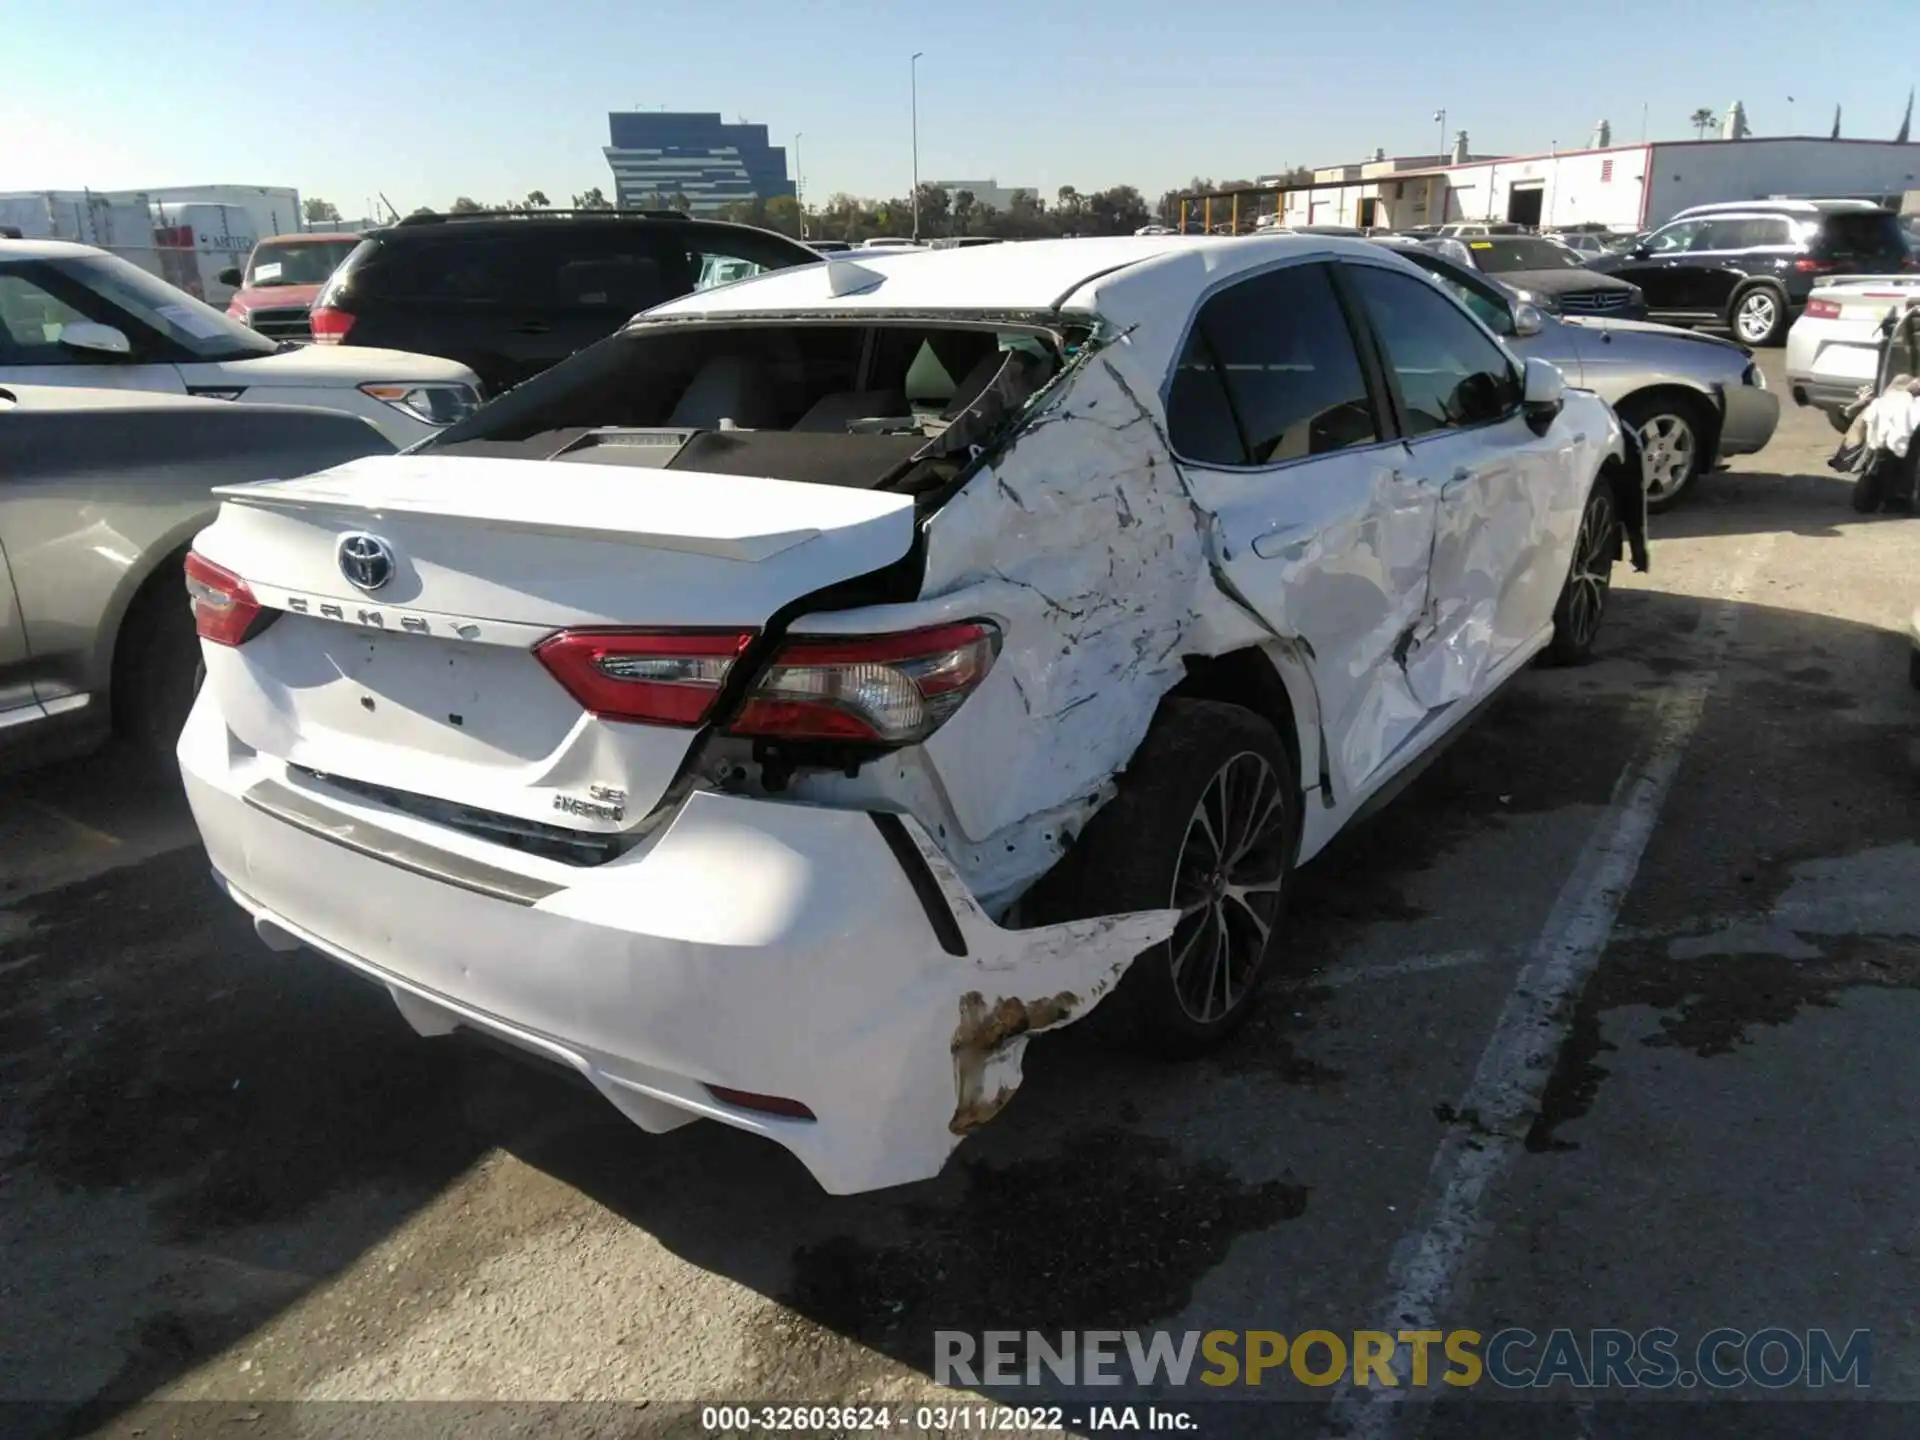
[149,202,257,307]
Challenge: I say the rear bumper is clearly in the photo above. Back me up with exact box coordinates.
[1718,385,1780,458]
[177,692,1173,1193]
[1789,377,1870,415]
[1786,317,1882,413]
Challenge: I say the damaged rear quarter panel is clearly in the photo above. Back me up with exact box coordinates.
[913,341,1221,864]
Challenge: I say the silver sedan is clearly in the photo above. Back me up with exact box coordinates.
[1388,244,1780,511]
[0,384,390,771]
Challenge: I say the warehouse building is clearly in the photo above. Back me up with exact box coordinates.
[602,112,794,214]
[1282,122,1920,234]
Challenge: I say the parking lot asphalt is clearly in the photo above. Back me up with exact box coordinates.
[3,352,1916,1438]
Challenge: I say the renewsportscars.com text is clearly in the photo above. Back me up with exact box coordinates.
[935,1327,1872,1390]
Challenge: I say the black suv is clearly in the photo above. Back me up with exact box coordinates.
[1586,200,1913,346]
[311,210,819,393]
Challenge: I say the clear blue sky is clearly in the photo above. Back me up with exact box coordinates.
[4,0,1912,215]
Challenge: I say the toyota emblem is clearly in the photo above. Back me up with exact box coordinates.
[337,532,396,593]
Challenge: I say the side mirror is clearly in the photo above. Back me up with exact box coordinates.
[1511,303,1546,338]
[218,267,244,288]
[1522,357,1565,435]
[56,321,133,358]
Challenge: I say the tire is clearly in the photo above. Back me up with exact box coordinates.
[1909,649,1920,692]
[1851,467,1885,514]
[1024,699,1300,1058]
[1543,482,1618,667]
[1728,284,1789,348]
[1617,393,1710,513]
[112,555,203,761]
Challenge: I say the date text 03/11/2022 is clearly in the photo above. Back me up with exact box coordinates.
[699,1404,1197,1432]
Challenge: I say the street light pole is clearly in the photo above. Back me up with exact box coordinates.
[910,51,924,241]
[1434,108,1447,161]
[793,132,805,238]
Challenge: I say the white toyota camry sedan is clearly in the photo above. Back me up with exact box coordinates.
[177,235,1644,1193]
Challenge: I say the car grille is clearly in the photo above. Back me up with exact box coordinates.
[247,306,313,341]
[1559,291,1634,315]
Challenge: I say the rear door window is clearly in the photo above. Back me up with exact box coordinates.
[1168,262,1381,466]
[364,238,530,305]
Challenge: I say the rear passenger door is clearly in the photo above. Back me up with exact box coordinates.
[1340,260,1574,705]
[1167,260,1439,799]
[1683,217,1782,313]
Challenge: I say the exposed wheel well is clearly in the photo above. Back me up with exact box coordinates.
[1615,384,1721,466]
[1166,647,1304,803]
[109,545,192,722]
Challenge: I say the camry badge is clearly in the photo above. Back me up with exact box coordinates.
[337,533,396,593]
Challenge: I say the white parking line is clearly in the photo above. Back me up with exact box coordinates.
[1314,949,1498,988]
[1325,538,1776,1439]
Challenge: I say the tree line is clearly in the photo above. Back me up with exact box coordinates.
[312,167,1316,238]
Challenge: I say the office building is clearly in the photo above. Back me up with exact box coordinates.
[603,112,794,214]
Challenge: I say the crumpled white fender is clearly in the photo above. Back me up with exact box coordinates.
[914,345,1222,870]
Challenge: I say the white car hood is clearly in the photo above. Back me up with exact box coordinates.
[187,345,479,389]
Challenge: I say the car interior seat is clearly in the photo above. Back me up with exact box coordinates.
[667,353,782,429]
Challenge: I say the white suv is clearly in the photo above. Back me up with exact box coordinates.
[0,240,482,446]
[178,236,1638,1193]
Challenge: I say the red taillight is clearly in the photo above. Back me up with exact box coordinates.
[1793,258,1836,274]
[729,621,1000,745]
[705,1085,816,1121]
[309,305,354,344]
[183,551,263,646]
[1803,298,1843,319]
[534,629,755,726]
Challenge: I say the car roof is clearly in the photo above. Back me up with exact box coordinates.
[0,238,106,262]
[365,213,805,247]
[644,232,1426,388]
[1669,198,1888,219]
[257,231,361,246]
[650,234,1337,318]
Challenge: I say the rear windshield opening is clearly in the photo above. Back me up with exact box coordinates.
[422,320,1067,494]
[1816,212,1909,258]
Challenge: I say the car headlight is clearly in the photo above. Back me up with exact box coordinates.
[358,382,481,426]
[1511,287,1560,314]
[1743,361,1768,390]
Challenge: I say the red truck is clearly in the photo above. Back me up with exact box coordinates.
[221,232,362,343]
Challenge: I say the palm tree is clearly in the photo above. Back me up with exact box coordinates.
[1689,107,1717,140]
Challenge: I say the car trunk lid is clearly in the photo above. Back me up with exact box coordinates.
[194,453,916,835]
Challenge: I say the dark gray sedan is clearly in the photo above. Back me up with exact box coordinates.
[1426,235,1648,320]
[1388,244,1779,510]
